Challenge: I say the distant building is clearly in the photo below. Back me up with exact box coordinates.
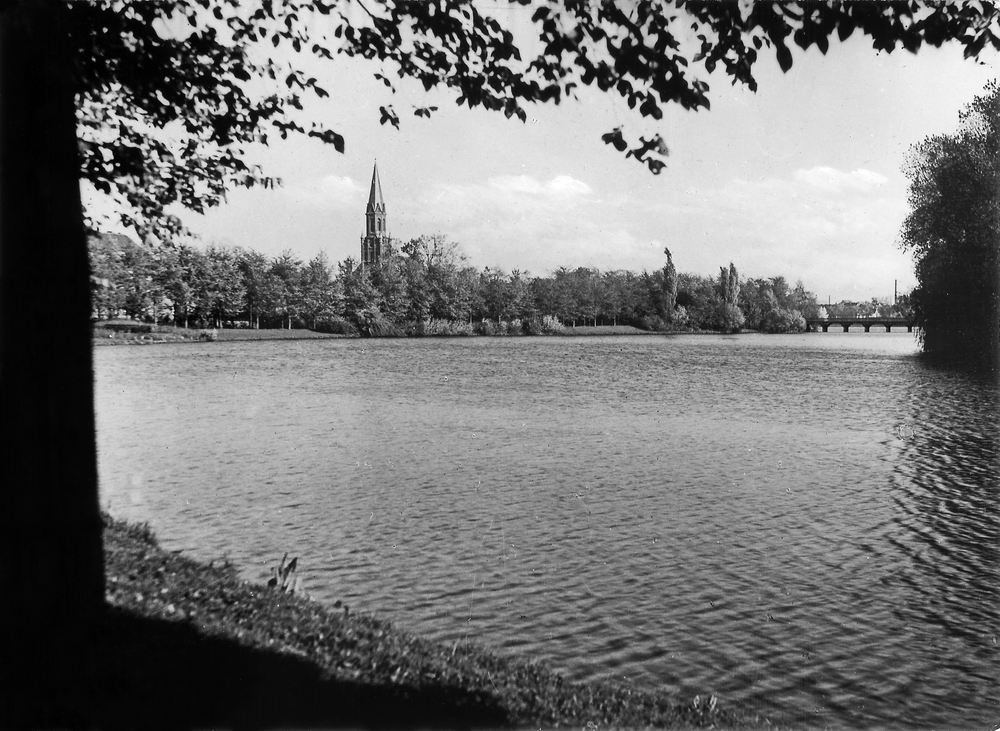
[360,161,389,268]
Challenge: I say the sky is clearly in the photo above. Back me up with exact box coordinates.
[85,7,998,304]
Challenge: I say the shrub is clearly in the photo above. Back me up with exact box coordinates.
[504,319,523,335]
[414,318,475,336]
[314,317,357,336]
[197,329,218,341]
[94,320,154,334]
[365,316,405,337]
[475,319,499,336]
[761,307,806,333]
[474,319,530,336]
[540,315,566,334]
[639,314,668,332]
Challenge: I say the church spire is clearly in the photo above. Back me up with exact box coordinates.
[361,160,389,268]
[367,160,385,214]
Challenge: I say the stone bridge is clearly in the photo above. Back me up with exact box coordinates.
[805,316,916,333]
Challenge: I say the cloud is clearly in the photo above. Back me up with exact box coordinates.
[281,174,362,209]
[793,166,888,193]
[486,174,592,198]
[388,166,911,299]
[668,166,911,298]
[426,174,592,212]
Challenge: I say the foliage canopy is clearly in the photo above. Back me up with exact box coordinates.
[900,81,999,368]
[72,0,1000,239]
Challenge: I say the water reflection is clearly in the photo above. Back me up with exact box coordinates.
[879,361,1000,728]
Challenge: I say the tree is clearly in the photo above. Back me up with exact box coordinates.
[900,82,999,368]
[712,263,744,333]
[373,256,408,323]
[1,5,103,725]
[399,237,433,323]
[661,247,678,323]
[300,251,337,328]
[269,250,304,329]
[236,248,272,329]
[201,245,246,328]
[88,233,131,319]
[790,279,820,320]
[676,272,716,328]
[5,0,1000,725]
[338,258,381,333]
[738,276,811,333]
[158,243,203,327]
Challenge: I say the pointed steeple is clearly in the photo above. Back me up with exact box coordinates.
[361,160,389,268]
[367,160,385,214]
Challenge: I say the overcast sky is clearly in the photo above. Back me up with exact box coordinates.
[87,10,997,303]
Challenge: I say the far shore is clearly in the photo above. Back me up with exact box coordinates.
[96,513,775,730]
[92,322,693,345]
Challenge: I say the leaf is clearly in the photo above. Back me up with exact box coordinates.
[838,19,855,42]
[775,43,793,72]
[601,128,628,152]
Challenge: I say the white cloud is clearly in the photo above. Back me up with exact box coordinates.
[281,174,362,209]
[793,166,888,193]
[666,166,912,298]
[430,174,593,211]
[542,175,593,197]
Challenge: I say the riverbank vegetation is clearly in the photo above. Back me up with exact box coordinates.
[900,82,999,371]
[96,512,771,730]
[91,232,842,338]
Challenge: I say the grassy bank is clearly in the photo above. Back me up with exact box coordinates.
[95,514,775,730]
[93,321,344,345]
[558,325,655,336]
[92,321,721,346]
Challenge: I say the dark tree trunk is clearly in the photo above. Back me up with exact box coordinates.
[0,1,105,727]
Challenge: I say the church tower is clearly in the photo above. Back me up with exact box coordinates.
[361,161,389,268]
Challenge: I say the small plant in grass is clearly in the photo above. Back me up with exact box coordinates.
[197,328,218,341]
[684,694,719,726]
[267,552,301,594]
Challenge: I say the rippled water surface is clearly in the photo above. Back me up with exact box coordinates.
[95,334,999,729]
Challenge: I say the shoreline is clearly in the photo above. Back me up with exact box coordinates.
[98,513,776,729]
[92,323,709,345]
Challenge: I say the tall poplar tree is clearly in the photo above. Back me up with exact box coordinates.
[661,247,678,322]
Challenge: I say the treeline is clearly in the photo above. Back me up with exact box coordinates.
[90,233,825,336]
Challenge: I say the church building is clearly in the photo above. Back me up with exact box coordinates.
[360,161,389,268]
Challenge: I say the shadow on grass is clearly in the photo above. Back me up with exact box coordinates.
[67,607,506,730]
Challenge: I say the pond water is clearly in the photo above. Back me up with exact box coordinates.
[95,333,999,729]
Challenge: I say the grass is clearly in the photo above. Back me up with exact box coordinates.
[93,322,344,345]
[92,513,780,730]
[559,324,658,336]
